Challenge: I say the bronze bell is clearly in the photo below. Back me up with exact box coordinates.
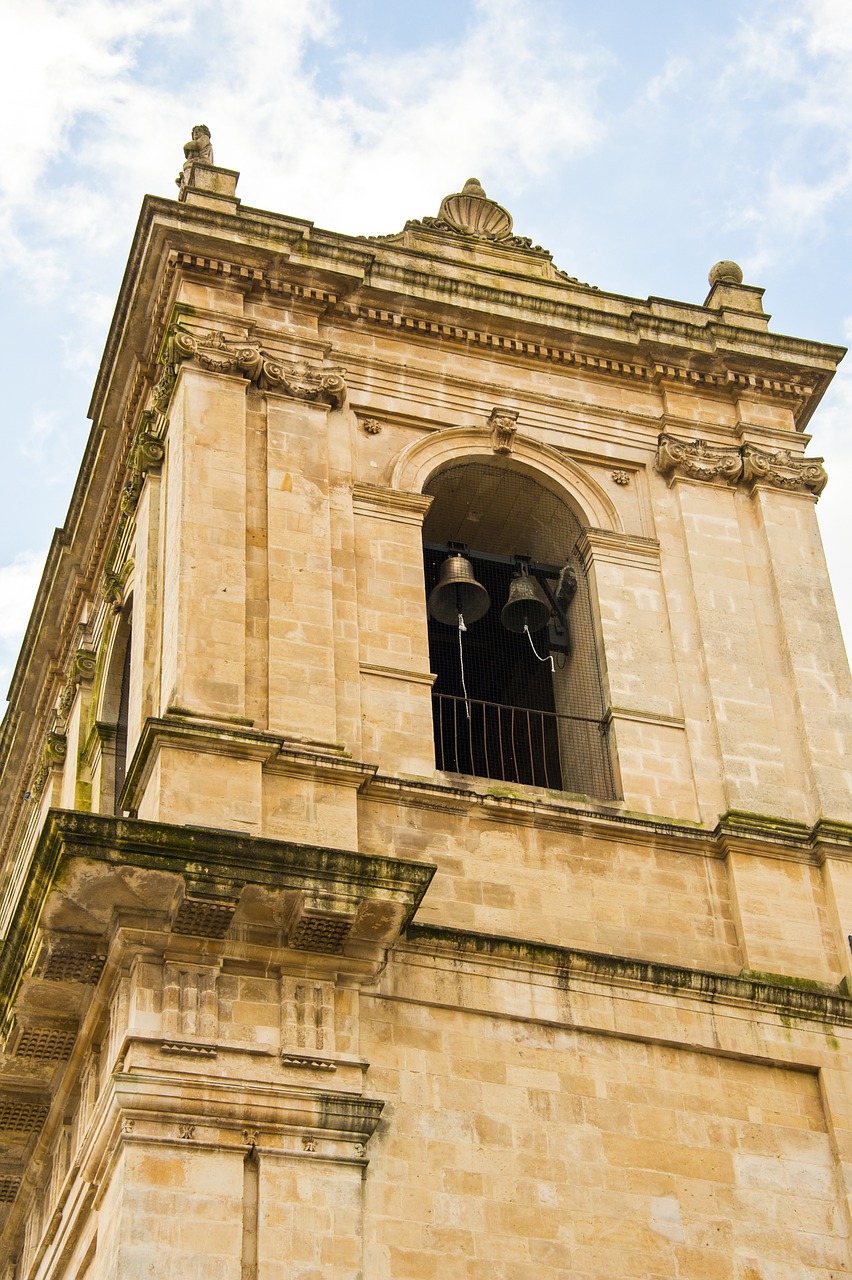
[501,571,551,633]
[428,554,490,625]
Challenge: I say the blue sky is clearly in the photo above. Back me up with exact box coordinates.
[1,0,851,695]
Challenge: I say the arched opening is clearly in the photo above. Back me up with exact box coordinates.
[422,460,617,800]
[96,601,133,815]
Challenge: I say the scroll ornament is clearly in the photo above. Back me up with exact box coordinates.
[30,732,68,801]
[57,650,97,720]
[656,434,828,496]
[154,327,346,411]
[655,435,742,485]
[741,444,827,497]
[121,411,167,515]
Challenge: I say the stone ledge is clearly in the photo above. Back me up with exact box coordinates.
[406,923,852,1027]
[0,811,436,1032]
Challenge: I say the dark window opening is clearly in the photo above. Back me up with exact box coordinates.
[423,462,617,801]
[113,627,132,812]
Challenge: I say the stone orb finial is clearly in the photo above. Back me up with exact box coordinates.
[461,177,488,199]
[708,260,744,287]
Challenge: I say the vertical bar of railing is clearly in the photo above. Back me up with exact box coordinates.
[539,710,548,788]
[431,693,617,799]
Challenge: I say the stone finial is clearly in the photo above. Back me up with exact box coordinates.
[177,124,214,190]
[708,260,744,287]
[438,178,513,241]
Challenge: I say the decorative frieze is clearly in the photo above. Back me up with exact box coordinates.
[656,434,828,496]
[155,326,346,411]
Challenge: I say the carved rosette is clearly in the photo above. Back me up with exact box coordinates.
[154,327,346,412]
[742,444,827,496]
[655,435,742,485]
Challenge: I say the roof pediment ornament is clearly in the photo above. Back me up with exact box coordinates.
[437,178,513,241]
[401,178,549,253]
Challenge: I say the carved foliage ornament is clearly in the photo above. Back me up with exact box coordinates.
[741,444,827,496]
[649,440,823,499]
[57,649,97,720]
[156,327,346,412]
[121,410,167,516]
[487,407,519,454]
[655,435,742,485]
[655,435,828,497]
[30,732,68,801]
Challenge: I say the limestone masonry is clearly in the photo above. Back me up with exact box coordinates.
[0,133,851,1278]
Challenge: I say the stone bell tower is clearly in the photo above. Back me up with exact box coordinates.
[1,132,852,1278]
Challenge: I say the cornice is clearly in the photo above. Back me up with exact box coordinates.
[351,484,433,524]
[577,528,662,571]
[403,924,852,1028]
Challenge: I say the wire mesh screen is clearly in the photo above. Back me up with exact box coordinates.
[423,461,617,801]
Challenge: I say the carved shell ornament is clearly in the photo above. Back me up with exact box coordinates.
[438,177,514,241]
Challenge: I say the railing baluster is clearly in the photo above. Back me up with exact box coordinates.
[431,694,614,798]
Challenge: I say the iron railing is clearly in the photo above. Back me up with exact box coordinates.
[432,693,616,798]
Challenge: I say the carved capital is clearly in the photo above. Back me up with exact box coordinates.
[655,434,742,485]
[261,358,346,409]
[487,407,519,454]
[741,444,827,496]
[154,327,346,412]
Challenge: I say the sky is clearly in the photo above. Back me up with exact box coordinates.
[1,0,851,698]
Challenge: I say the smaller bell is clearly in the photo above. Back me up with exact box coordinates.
[501,570,551,633]
[428,554,490,625]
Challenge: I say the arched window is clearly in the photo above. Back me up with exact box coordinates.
[422,461,617,801]
[95,601,133,815]
[113,620,132,811]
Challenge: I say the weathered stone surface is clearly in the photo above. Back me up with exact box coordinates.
[0,154,851,1276]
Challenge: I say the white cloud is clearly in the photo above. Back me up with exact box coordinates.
[0,550,45,699]
[809,321,852,656]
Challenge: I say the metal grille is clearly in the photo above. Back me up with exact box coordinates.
[423,462,617,801]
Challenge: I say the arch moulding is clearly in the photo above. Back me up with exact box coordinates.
[389,428,623,534]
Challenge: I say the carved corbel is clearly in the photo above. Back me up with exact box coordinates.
[57,649,97,720]
[260,358,347,409]
[171,327,263,381]
[30,732,67,801]
[121,411,167,515]
[152,327,263,413]
[655,434,742,485]
[487,407,519,454]
[741,444,827,497]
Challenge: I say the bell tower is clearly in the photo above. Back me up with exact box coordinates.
[1,139,852,1278]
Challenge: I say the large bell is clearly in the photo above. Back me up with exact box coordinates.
[501,571,551,633]
[428,554,490,625]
